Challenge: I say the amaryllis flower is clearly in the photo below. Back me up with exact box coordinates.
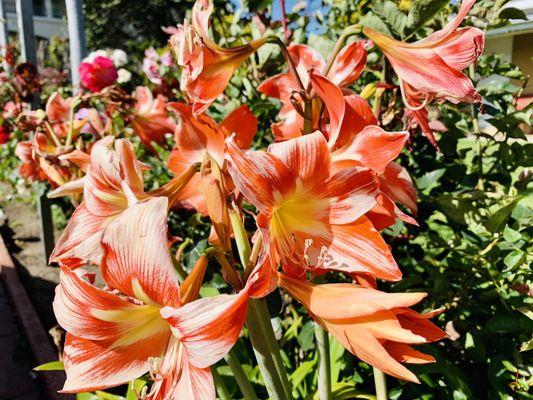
[79,56,118,92]
[45,92,87,138]
[258,42,366,141]
[364,0,484,105]
[168,0,266,115]
[53,197,253,398]
[49,137,195,268]
[15,141,47,182]
[168,103,257,214]
[332,125,417,230]
[131,86,176,153]
[226,131,401,281]
[279,273,446,382]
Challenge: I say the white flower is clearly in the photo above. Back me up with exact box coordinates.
[111,49,128,67]
[117,68,132,83]
[83,49,107,63]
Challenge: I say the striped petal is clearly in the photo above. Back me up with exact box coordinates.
[328,41,367,87]
[49,203,112,267]
[226,135,296,211]
[101,197,182,307]
[160,288,250,368]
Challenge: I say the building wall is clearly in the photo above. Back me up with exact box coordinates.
[512,33,533,95]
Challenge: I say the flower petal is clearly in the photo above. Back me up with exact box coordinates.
[327,168,378,224]
[309,70,345,147]
[226,135,296,211]
[49,203,111,267]
[268,131,331,191]
[279,274,426,320]
[333,126,409,174]
[160,288,250,368]
[319,217,401,281]
[60,333,162,393]
[328,41,367,87]
[101,197,182,307]
[220,105,258,148]
[379,162,417,215]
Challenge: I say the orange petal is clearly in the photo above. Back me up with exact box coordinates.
[328,41,366,87]
[60,333,164,393]
[309,70,345,147]
[101,197,182,307]
[220,105,258,148]
[226,135,296,211]
[160,288,250,369]
[279,273,426,320]
[268,131,331,191]
[333,125,409,174]
[319,217,402,281]
[49,203,112,267]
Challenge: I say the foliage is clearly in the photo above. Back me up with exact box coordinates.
[0,0,531,399]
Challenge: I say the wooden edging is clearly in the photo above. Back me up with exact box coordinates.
[0,234,73,400]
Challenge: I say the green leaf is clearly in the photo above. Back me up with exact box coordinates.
[502,225,522,242]
[486,197,521,233]
[289,360,316,388]
[520,339,533,352]
[498,7,527,20]
[503,249,524,269]
[360,13,393,36]
[297,321,315,351]
[94,392,123,400]
[34,360,64,371]
[405,0,449,37]
[126,378,147,400]
[329,336,345,384]
[370,0,407,38]
[416,168,446,194]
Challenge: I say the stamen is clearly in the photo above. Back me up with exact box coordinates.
[399,78,429,111]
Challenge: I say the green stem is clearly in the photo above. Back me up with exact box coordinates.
[211,365,232,400]
[314,323,332,400]
[373,368,388,400]
[267,36,306,92]
[65,96,80,147]
[303,100,314,134]
[322,24,362,77]
[469,64,484,191]
[246,299,292,400]
[225,350,259,400]
[231,208,292,399]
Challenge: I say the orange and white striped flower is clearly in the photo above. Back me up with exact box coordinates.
[258,43,367,142]
[279,273,446,382]
[364,0,484,106]
[168,0,266,115]
[226,131,401,281]
[54,197,252,398]
[49,137,195,268]
[167,103,257,215]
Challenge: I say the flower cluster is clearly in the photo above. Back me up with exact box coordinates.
[6,0,485,397]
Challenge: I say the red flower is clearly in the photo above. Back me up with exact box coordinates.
[79,56,118,92]
[0,125,10,144]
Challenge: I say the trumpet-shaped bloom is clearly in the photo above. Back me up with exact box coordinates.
[167,103,257,214]
[169,0,266,115]
[49,137,194,267]
[279,273,446,382]
[54,197,251,398]
[226,131,402,281]
[131,86,176,153]
[79,56,118,92]
[258,43,367,141]
[364,0,484,105]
